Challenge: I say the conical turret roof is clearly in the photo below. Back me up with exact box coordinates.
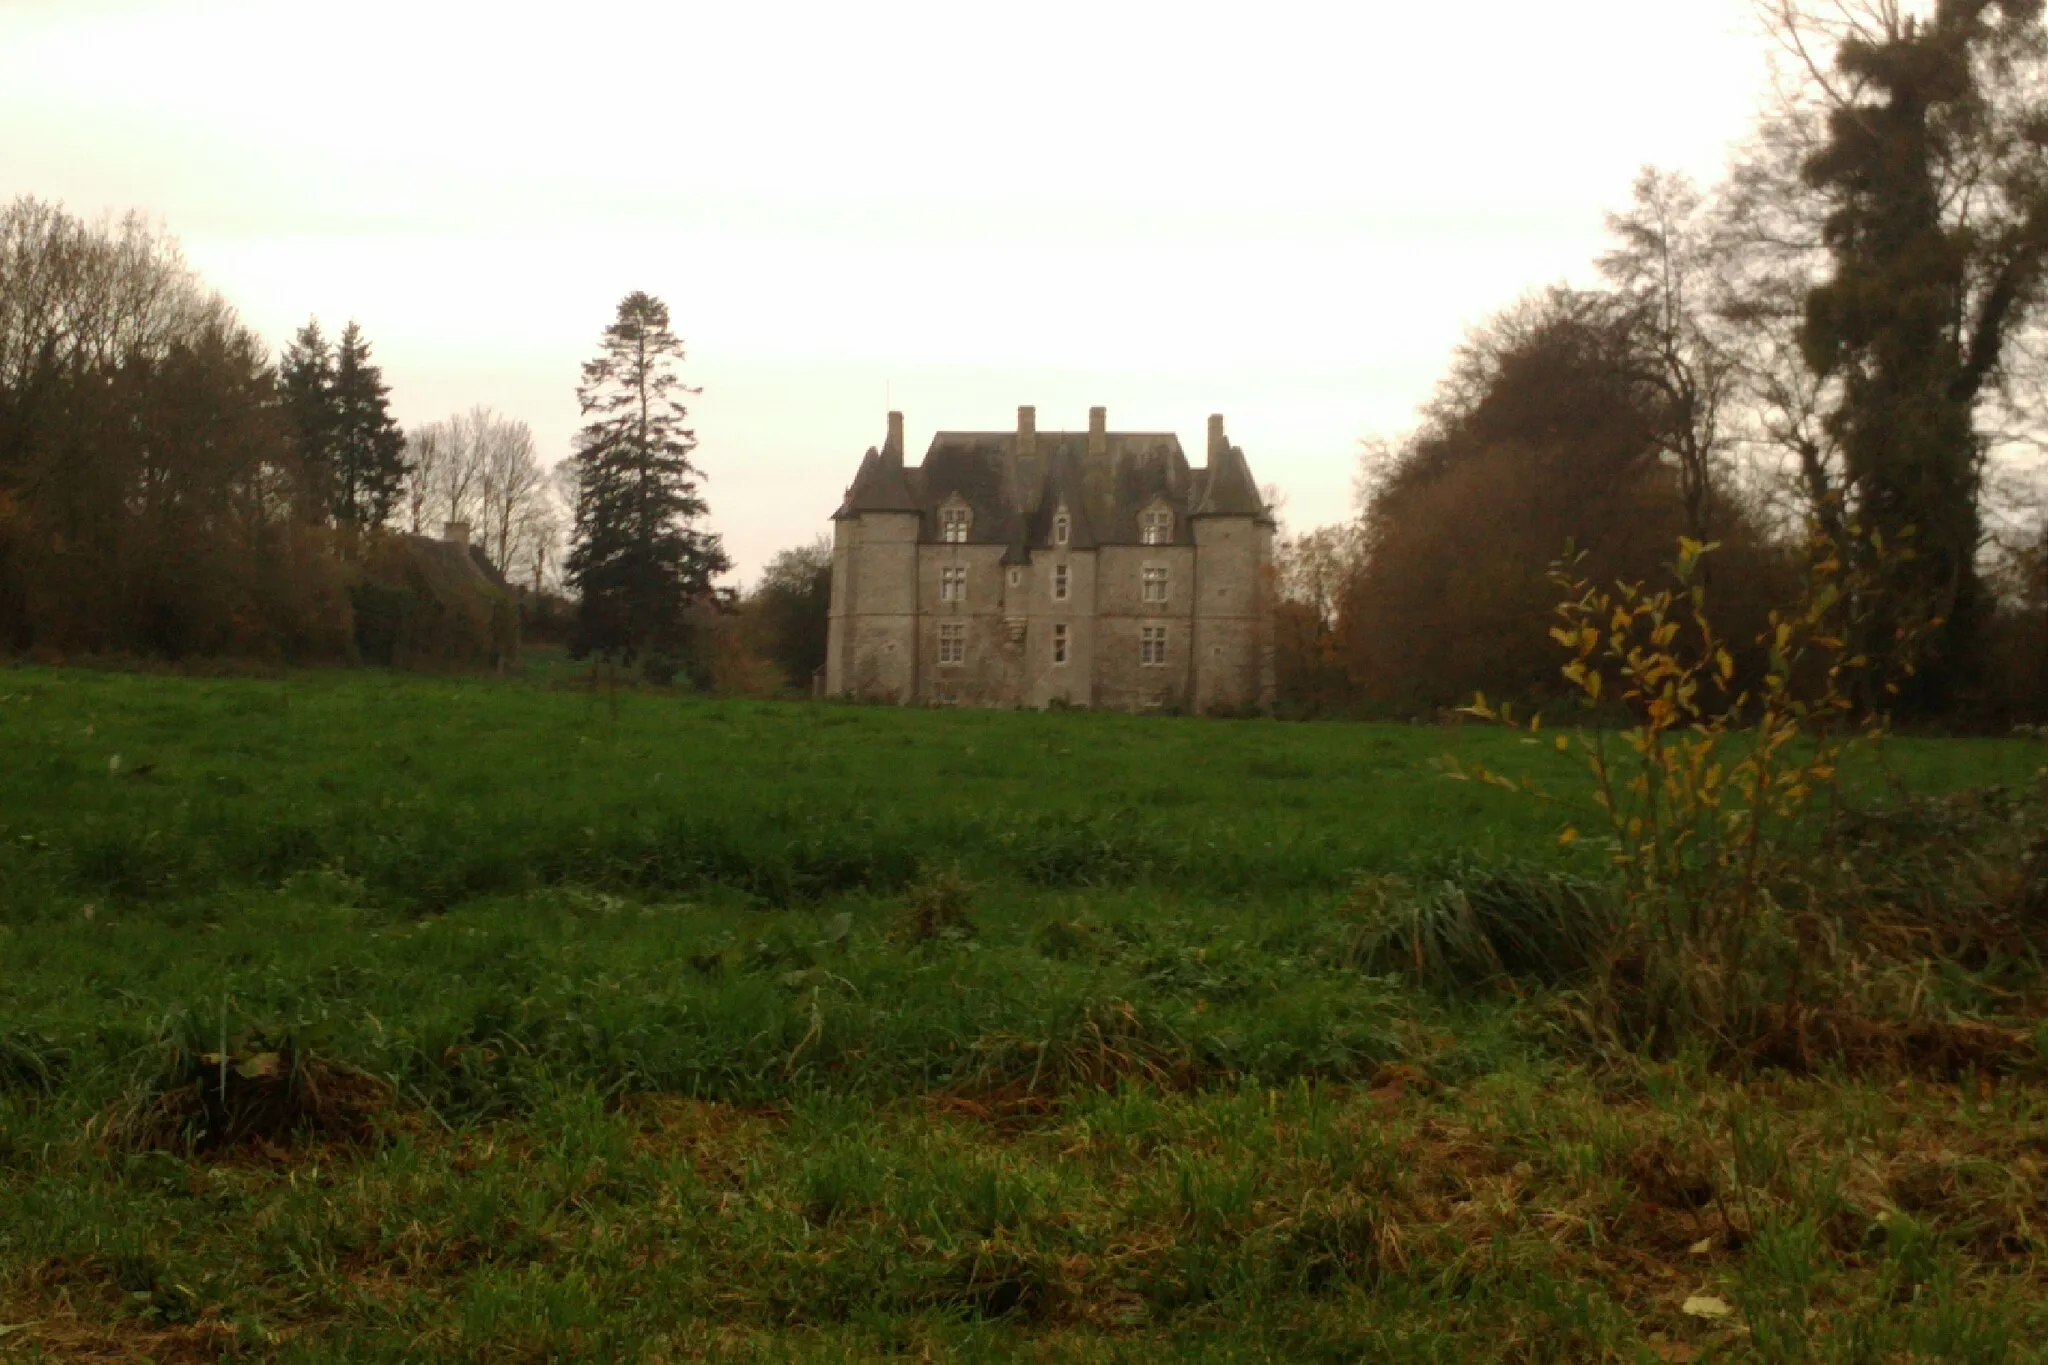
[1191,443,1266,520]
[833,443,919,518]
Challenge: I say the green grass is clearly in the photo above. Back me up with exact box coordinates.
[1,666,2043,1360]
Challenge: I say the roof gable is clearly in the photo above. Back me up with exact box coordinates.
[838,416,1267,546]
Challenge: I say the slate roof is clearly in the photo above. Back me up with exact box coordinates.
[837,420,1272,552]
[835,445,919,516]
[1191,442,1267,519]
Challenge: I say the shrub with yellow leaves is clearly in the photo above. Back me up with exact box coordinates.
[1451,528,1927,1055]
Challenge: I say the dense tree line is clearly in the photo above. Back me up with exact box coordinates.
[1276,0,2048,727]
[0,198,570,666]
[0,204,728,677]
[0,201,352,658]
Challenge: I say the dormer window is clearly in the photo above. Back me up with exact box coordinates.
[1053,508,1071,548]
[940,503,972,543]
[1141,506,1173,546]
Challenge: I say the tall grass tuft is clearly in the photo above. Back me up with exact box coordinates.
[1343,858,1614,990]
[0,1029,68,1096]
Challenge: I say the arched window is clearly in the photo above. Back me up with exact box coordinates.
[1053,507,1071,547]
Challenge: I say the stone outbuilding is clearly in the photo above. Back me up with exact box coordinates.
[826,407,1275,712]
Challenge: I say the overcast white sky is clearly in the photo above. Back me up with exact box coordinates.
[2,0,1774,581]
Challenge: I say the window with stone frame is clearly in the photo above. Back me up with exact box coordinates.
[1053,563,1070,601]
[1053,622,1070,666]
[1053,508,1071,547]
[1140,506,1173,546]
[1141,624,1168,666]
[940,504,972,544]
[1142,566,1168,603]
[940,566,967,602]
[938,623,966,666]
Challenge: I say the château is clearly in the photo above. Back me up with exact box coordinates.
[826,407,1276,711]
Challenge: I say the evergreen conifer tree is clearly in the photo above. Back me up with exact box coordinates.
[279,318,407,528]
[565,291,729,665]
[279,319,338,520]
[329,322,407,529]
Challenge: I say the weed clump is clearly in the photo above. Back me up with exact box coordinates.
[920,1242,1060,1322]
[969,997,1189,1094]
[99,1039,389,1155]
[1265,1194,1385,1295]
[897,864,976,945]
[1031,917,1108,961]
[0,1030,68,1096]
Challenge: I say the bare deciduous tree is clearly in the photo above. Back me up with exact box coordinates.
[475,416,545,578]
[0,198,228,394]
[402,425,445,536]
[1601,168,1739,543]
[399,406,562,585]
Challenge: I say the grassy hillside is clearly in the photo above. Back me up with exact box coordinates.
[1,668,2044,1361]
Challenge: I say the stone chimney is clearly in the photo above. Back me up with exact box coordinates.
[443,520,471,549]
[884,410,905,461]
[1208,414,1227,464]
[1011,405,1041,510]
[1087,406,1107,460]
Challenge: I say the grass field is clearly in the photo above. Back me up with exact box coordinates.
[2,667,2045,1361]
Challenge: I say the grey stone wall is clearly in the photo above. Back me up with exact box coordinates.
[1093,545,1195,711]
[831,511,920,702]
[915,543,1012,704]
[833,520,1270,711]
[1191,518,1268,713]
[1023,549,1098,708]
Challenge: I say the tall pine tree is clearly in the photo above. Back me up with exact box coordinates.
[566,292,729,664]
[279,319,338,521]
[330,322,407,528]
[279,317,406,529]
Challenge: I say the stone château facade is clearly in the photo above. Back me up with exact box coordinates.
[826,406,1276,711]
